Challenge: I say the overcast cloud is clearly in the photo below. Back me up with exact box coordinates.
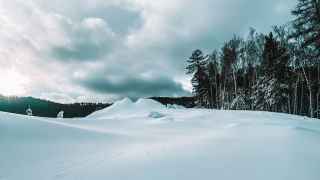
[0,0,295,103]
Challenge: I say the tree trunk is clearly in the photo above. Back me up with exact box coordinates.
[232,69,238,110]
[216,81,219,109]
[317,63,320,118]
[302,65,314,118]
[210,85,214,109]
[294,74,300,115]
[222,84,226,110]
[300,82,304,115]
[288,96,291,114]
[317,92,319,118]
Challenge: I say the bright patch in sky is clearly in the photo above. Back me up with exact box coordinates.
[0,68,29,96]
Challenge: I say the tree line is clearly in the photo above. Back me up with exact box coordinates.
[0,95,111,118]
[0,95,197,118]
[186,0,320,118]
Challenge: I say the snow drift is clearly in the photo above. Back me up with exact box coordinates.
[1,98,320,180]
[88,98,166,119]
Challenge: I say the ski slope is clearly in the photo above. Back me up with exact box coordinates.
[1,98,320,180]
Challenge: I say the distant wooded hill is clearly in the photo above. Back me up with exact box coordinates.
[0,95,111,118]
[0,95,195,118]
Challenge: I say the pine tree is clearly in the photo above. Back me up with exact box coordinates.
[186,50,209,107]
[292,0,320,57]
[253,32,290,112]
[292,0,320,118]
[220,44,233,109]
[207,51,219,109]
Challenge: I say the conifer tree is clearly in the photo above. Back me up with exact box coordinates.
[253,33,290,112]
[292,0,320,117]
[207,51,219,109]
[292,0,320,57]
[186,50,209,107]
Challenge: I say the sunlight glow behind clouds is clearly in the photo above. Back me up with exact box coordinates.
[0,68,29,96]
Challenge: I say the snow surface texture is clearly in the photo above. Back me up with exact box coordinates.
[1,98,320,180]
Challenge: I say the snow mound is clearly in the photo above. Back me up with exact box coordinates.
[88,98,166,119]
[110,97,134,110]
[135,98,165,110]
[88,98,134,119]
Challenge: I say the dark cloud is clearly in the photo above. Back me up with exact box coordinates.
[51,41,110,61]
[49,17,117,61]
[86,6,143,35]
[35,0,143,35]
[78,75,190,99]
[47,3,143,62]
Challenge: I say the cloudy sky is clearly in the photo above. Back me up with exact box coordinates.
[0,0,296,103]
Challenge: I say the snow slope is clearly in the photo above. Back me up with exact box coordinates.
[1,98,320,180]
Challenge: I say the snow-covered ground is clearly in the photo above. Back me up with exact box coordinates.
[1,98,320,180]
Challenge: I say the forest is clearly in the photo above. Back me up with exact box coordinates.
[186,0,320,118]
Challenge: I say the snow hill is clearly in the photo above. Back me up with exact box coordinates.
[87,98,165,119]
[1,98,320,180]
